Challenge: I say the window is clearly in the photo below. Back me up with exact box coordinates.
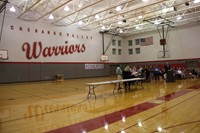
[140,38,145,43]
[118,40,121,46]
[128,49,133,55]
[128,40,132,46]
[135,39,140,45]
[118,49,122,55]
[135,48,140,54]
[112,48,116,55]
[112,39,116,46]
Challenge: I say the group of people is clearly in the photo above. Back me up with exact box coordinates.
[116,64,200,91]
[174,67,200,79]
[116,65,136,92]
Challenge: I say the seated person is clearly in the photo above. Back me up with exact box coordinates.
[191,68,198,78]
[175,68,182,80]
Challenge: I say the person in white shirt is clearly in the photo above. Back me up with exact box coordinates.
[116,65,123,90]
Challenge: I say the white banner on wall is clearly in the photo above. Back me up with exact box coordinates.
[85,64,104,70]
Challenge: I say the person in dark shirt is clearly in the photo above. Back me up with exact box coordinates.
[164,63,171,73]
[122,66,132,92]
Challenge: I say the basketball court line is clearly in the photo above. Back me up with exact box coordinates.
[46,84,200,133]
[149,120,200,133]
[116,90,200,133]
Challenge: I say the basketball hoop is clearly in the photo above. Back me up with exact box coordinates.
[144,16,174,58]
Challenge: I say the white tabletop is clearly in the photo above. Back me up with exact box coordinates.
[85,78,145,86]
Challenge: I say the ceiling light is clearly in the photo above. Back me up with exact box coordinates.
[136,26,140,29]
[49,14,54,19]
[116,6,122,12]
[176,15,182,20]
[78,21,83,25]
[194,0,200,3]
[101,26,106,30]
[169,7,174,11]
[119,29,123,33]
[135,25,143,30]
[162,8,168,13]
[118,21,123,25]
[138,16,143,19]
[64,5,70,11]
[142,0,148,2]
[10,6,16,12]
[95,14,100,19]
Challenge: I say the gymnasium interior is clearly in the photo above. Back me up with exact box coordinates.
[0,0,200,133]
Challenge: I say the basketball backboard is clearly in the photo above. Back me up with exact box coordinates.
[0,50,8,60]
[157,50,170,58]
[100,55,109,61]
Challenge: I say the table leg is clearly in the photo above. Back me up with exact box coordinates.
[113,83,122,94]
[135,80,144,89]
[87,85,96,99]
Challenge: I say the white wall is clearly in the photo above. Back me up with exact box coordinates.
[1,15,200,63]
[123,23,200,62]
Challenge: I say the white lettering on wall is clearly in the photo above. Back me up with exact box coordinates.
[85,64,104,70]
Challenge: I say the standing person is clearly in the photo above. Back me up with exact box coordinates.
[164,62,171,79]
[149,65,154,82]
[122,66,132,92]
[116,65,122,80]
[164,62,171,73]
[145,66,150,82]
[116,65,123,90]
[154,65,161,81]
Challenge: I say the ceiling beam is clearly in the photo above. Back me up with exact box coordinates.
[79,0,167,28]
[18,0,43,18]
[35,0,72,21]
[53,0,134,26]
[52,0,104,24]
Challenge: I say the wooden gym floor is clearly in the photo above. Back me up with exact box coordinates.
[0,76,200,133]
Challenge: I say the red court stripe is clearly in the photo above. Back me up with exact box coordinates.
[156,89,192,101]
[46,102,158,133]
[187,84,200,90]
